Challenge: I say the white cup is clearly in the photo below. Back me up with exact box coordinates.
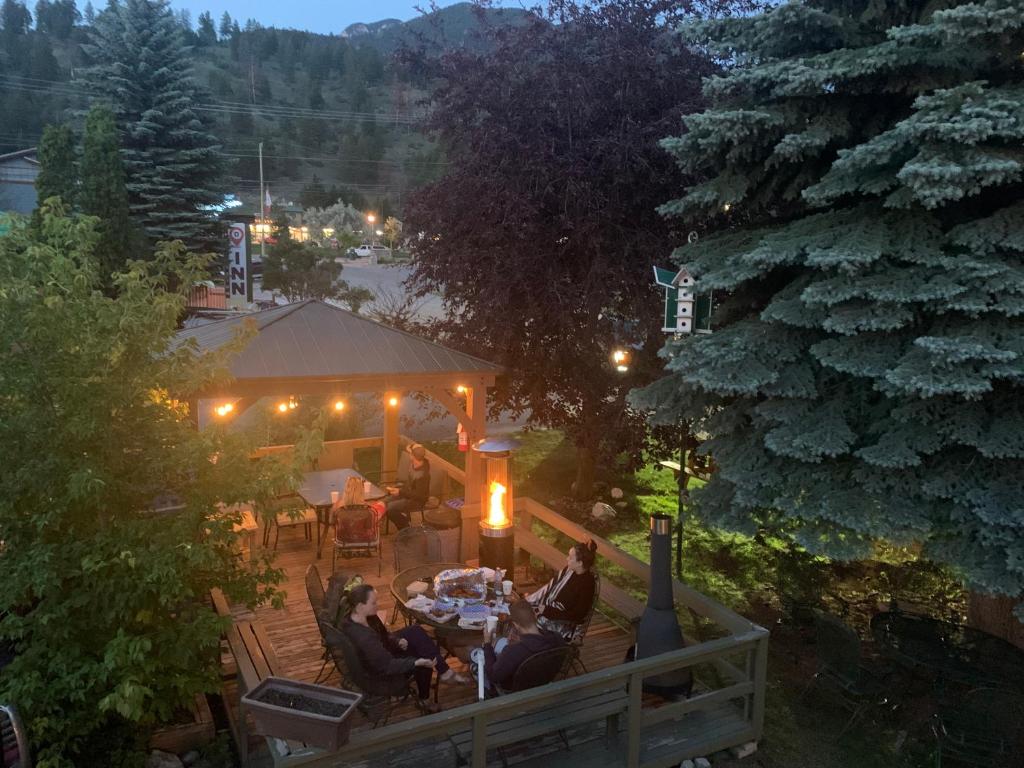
[363,481,372,495]
[502,580,513,597]
[330,491,340,505]
[485,615,499,633]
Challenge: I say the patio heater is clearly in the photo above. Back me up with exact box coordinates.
[632,513,693,698]
[472,436,520,576]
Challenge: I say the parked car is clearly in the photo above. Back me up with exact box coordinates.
[349,244,391,258]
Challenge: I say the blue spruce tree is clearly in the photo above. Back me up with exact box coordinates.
[632,0,1024,608]
[81,0,224,250]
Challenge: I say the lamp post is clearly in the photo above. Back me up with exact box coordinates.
[366,213,376,245]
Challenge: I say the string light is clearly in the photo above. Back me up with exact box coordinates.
[456,385,467,394]
[214,402,234,417]
[333,400,346,411]
[277,402,289,413]
[388,396,399,408]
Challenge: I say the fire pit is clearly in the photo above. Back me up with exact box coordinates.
[472,436,520,576]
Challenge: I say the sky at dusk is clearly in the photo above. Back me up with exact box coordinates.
[167,0,520,35]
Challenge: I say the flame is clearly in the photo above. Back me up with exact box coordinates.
[487,481,509,527]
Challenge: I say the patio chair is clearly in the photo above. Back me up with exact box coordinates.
[495,645,575,695]
[800,611,891,737]
[318,619,435,727]
[258,494,318,551]
[393,525,443,574]
[562,571,601,677]
[331,504,383,577]
[1,704,31,768]
[932,687,1024,767]
[305,564,333,683]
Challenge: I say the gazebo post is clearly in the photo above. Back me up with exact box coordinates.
[381,390,401,483]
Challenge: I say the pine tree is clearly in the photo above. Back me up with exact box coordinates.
[81,0,225,251]
[632,0,1024,603]
[196,9,215,45]
[217,9,230,38]
[1,0,31,34]
[34,123,76,208]
[83,0,93,23]
[79,105,135,282]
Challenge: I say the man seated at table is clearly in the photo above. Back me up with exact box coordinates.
[479,599,566,693]
[385,443,431,531]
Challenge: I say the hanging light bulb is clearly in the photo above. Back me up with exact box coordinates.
[456,385,467,394]
[388,396,399,408]
[277,402,289,413]
[334,400,346,412]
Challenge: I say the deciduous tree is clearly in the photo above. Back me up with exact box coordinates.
[632,0,1024,610]
[34,122,76,208]
[403,0,719,496]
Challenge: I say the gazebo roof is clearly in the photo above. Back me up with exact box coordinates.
[177,299,502,396]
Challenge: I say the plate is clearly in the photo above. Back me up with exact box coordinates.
[427,610,457,623]
[458,618,485,630]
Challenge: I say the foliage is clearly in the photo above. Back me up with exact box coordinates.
[403,0,728,497]
[261,216,372,310]
[78,104,137,284]
[0,205,303,766]
[364,285,427,329]
[382,215,402,249]
[302,199,365,245]
[80,0,225,251]
[34,122,76,209]
[631,0,1024,605]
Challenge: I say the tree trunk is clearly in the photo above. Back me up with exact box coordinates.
[967,591,1024,650]
[573,443,596,501]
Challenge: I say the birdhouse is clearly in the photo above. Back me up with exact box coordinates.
[653,266,712,334]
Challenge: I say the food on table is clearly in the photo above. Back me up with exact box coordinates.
[406,580,429,598]
[434,568,487,604]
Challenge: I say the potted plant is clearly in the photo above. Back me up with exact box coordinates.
[241,677,362,751]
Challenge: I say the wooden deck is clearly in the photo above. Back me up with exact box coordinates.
[223,522,635,757]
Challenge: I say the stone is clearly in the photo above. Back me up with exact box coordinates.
[590,502,616,520]
[180,750,200,767]
[695,759,712,768]
[146,751,184,768]
[729,742,758,759]
[680,761,695,768]
[610,487,624,499]
[614,501,628,510]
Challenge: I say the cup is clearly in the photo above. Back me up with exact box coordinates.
[363,480,372,495]
[485,615,499,634]
[330,491,340,505]
[502,580,513,597]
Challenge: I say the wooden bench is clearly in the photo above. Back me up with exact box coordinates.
[448,683,629,767]
[210,589,324,767]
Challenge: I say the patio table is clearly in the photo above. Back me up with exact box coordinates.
[299,469,385,558]
[871,610,1024,690]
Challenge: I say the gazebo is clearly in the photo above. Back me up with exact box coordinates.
[176,299,503,549]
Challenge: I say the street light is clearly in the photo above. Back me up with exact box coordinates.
[366,213,376,245]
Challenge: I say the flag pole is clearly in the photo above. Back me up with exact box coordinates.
[258,141,265,266]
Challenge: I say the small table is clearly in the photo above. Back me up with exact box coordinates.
[299,469,385,558]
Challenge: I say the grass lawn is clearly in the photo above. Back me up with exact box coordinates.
[425,428,937,767]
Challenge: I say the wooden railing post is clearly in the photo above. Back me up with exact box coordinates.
[627,671,643,768]
[751,631,769,737]
[471,712,488,768]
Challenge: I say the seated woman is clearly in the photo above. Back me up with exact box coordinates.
[334,475,386,524]
[340,584,468,713]
[526,539,598,642]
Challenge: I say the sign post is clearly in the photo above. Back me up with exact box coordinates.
[227,222,251,309]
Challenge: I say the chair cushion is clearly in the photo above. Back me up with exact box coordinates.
[275,508,318,527]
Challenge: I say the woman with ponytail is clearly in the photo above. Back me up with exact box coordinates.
[526,539,598,642]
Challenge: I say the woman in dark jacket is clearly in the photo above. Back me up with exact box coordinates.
[385,443,431,530]
[340,584,467,712]
[526,539,598,642]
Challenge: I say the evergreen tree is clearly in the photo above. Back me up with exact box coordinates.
[1,0,31,34]
[196,9,215,45]
[632,0,1024,603]
[79,105,135,282]
[83,0,93,23]
[81,0,225,251]
[217,9,229,38]
[35,123,76,208]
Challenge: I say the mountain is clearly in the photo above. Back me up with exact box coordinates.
[342,2,534,54]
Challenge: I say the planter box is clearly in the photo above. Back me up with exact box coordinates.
[149,694,215,754]
[241,677,362,751]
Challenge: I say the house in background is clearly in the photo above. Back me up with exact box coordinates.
[0,148,39,215]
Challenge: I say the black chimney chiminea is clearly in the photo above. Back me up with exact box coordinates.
[633,514,692,698]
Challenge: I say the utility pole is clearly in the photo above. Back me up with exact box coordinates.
[258,141,265,266]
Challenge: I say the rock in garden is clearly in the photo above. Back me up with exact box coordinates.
[146,751,184,768]
[614,501,628,510]
[610,487,624,499]
[695,758,712,768]
[679,760,695,768]
[591,502,616,520]
[180,750,200,766]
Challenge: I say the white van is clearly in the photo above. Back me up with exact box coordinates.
[350,244,391,258]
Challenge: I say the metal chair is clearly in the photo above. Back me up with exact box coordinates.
[932,687,1024,767]
[1,704,31,768]
[800,611,891,737]
[496,645,575,695]
[318,619,432,727]
[305,564,332,683]
[331,504,382,577]
[563,571,601,676]
[393,525,442,574]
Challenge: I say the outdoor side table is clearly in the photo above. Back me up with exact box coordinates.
[424,503,462,562]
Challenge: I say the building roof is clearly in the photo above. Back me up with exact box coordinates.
[175,300,502,391]
[0,148,38,164]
